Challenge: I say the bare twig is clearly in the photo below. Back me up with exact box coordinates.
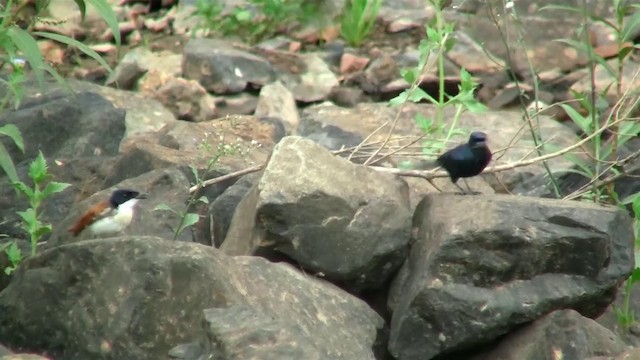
[189,164,263,194]
[359,55,438,166]
[369,116,629,179]
[563,149,640,200]
[346,119,390,162]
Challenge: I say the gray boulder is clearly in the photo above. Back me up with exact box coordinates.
[221,136,412,291]
[0,237,383,360]
[388,194,634,359]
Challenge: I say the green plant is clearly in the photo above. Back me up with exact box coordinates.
[0,123,24,185]
[614,193,640,331]
[537,0,640,332]
[2,241,21,275]
[379,0,485,166]
[155,134,247,241]
[0,0,119,104]
[193,0,317,44]
[5,151,70,273]
[541,0,640,204]
[340,0,381,47]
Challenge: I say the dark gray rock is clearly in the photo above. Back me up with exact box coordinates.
[0,237,382,360]
[0,343,11,356]
[0,83,125,164]
[222,136,412,291]
[388,194,634,360]
[277,53,339,102]
[254,80,299,133]
[209,174,259,248]
[471,310,627,360]
[182,38,276,94]
[586,347,640,360]
[170,305,324,360]
[299,123,364,153]
[105,47,150,89]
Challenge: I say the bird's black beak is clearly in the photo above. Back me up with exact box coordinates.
[136,193,149,200]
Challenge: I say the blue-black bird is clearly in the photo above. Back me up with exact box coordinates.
[436,131,492,194]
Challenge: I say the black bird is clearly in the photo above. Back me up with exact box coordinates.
[436,131,492,194]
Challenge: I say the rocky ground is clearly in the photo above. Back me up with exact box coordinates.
[0,0,639,359]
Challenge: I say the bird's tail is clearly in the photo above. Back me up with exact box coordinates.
[407,159,440,170]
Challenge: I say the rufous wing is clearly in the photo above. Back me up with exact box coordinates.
[68,201,111,237]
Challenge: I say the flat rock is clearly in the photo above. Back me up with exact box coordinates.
[112,115,278,185]
[69,79,177,141]
[170,305,324,360]
[182,38,276,94]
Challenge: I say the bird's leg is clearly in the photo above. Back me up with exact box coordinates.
[462,178,480,195]
[453,181,467,195]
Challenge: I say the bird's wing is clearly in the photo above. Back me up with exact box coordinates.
[68,201,112,236]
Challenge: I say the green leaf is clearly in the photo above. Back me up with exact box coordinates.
[153,203,176,213]
[0,124,24,153]
[426,26,440,42]
[463,99,488,113]
[389,90,409,107]
[73,0,87,19]
[190,166,201,184]
[7,26,46,89]
[41,62,74,97]
[630,266,640,283]
[197,196,209,204]
[42,181,71,198]
[618,44,633,62]
[177,213,200,235]
[86,0,121,46]
[559,104,590,133]
[632,193,640,220]
[399,68,416,84]
[17,209,37,234]
[555,38,591,55]
[29,152,48,184]
[622,9,640,42]
[34,31,113,72]
[34,224,52,239]
[5,242,21,263]
[408,87,435,103]
[0,142,19,184]
[12,181,33,199]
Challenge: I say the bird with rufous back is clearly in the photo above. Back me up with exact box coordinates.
[68,189,147,237]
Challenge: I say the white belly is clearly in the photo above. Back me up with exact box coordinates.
[88,199,138,235]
